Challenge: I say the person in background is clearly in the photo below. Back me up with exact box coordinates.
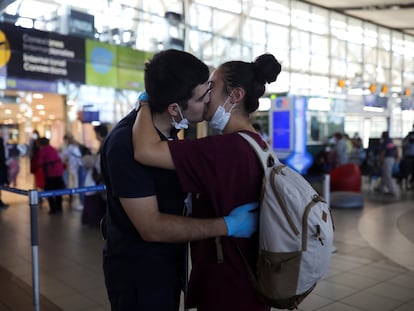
[402,127,414,186]
[38,137,66,214]
[101,49,257,311]
[374,131,399,197]
[348,136,366,166]
[29,130,45,190]
[81,124,109,226]
[133,53,281,311]
[0,131,9,209]
[60,133,83,210]
[6,147,20,187]
[330,132,348,168]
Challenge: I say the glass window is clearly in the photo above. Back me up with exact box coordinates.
[290,72,310,95]
[194,0,241,13]
[311,34,329,56]
[267,23,289,49]
[291,0,310,31]
[369,116,388,139]
[392,53,403,72]
[135,14,166,51]
[363,64,376,81]
[330,12,347,41]
[310,55,329,75]
[244,18,266,45]
[331,38,346,60]
[310,75,330,94]
[402,110,414,136]
[376,66,389,84]
[345,115,364,141]
[331,59,347,77]
[403,71,414,87]
[390,102,402,138]
[379,27,391,51]
[188,30,213,61]
[309,6,329,35]
[346,62,362,79]
[347,17,363,44]
[213,10,239,37]
[391,69,402,86]
[189,4,212,31]
[364,46,377,65]
[267,71,289,93]
[250,0,290,25]
[273,48,290,69]
[347,42,362,62]
[364,23,378,48]
[291,51,310,71]
[291,29,310,54]
[378,49,391,68]
[211,36,236,65]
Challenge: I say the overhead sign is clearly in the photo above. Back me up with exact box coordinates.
[0,22,152,91]
[68,9,95,39]
[0,22,85,83]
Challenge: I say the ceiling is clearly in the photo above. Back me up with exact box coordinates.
[302,0,414,36]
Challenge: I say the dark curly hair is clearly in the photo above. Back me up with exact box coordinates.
[218,53,281,113]
[144,49,210,113]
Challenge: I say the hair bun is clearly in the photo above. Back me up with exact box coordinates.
[254,54,282,84]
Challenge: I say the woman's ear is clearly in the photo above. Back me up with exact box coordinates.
[231,87,245,103]
[167,103,179,117]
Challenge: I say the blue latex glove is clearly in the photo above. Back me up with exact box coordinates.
[224,202,259,237]
[138,91,148,102]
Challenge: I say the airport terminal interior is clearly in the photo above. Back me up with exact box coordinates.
[0,160,414,311]
[1,0,414,310]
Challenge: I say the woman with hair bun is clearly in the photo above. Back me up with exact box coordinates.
[133,53,281,311]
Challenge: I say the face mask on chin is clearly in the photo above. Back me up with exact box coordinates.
[209,92,235,132]
[171,104,189,130]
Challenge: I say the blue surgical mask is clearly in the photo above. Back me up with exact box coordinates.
[171,104,189,130]
[209,92,236,132]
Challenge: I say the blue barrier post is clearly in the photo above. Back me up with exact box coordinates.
[0,184,106,311]
[28,189,40,311]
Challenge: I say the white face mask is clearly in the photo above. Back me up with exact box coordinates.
[209,92,235,131]
[171,104,189,130]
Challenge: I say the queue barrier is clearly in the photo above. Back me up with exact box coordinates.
[0,184,106,311]
[1,176,330,311]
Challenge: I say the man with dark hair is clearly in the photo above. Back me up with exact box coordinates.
[101,49,257,310]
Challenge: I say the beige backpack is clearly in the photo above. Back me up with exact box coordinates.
[238,132,335,310]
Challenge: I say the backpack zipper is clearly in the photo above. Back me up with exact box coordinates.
[302,195,324,251]
[270,166,299,236]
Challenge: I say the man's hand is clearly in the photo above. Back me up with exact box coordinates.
[224,202,259,238]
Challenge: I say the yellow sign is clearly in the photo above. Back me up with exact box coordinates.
[0,30,11,67]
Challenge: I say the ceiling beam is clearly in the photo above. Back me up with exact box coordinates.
[338,3,414,11]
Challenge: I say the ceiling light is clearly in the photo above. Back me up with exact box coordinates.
[33,93,44,99]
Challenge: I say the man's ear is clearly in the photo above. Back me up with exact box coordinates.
[167,103,179,117]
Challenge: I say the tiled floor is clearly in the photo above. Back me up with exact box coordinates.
[0,159,413,311]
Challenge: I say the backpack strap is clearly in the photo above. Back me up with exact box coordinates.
[238,132,281,168]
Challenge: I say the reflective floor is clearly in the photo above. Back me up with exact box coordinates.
[0,159,413,311]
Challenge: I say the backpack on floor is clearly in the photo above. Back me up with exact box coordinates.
[238,132,335,310]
